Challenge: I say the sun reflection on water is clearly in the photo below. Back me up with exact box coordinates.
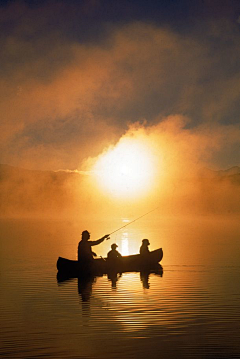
[120,232,129,256]
[119,218,130,256]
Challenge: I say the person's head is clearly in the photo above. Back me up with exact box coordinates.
[142,238,150,246]
[82,230,90,241]
[111,243,118,250]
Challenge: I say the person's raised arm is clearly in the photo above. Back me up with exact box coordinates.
[90,234,110,246]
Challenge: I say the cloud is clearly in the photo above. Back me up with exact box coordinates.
[79,117,240,217]
[0,2,240,170]
[85,115,240,182]
[1,115,239,218]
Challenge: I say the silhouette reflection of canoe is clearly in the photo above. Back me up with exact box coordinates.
[57,248,163,279]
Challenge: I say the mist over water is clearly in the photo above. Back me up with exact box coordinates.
[0,214,239,358]
[1,162,240,220]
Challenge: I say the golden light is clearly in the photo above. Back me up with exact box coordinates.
[92,137,159,198]
[120,231,130,256]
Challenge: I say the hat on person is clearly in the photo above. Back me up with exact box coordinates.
[111,243,118,249]
[142,238,150,245]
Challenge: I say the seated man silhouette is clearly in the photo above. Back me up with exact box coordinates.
[107,243,122,274]
[107,243,122,261]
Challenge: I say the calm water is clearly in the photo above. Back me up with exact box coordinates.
[0,216,240,359]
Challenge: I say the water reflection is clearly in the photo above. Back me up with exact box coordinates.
[57,267,163,303]
[77,276,95,322]
[1,218,240,359]
[140,266,163,289]
[120,231,129,256]
[107,270,122,289]
[77,275,95,302]
[140,271,150,289]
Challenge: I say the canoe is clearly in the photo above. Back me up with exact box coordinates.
[56,248,163,279]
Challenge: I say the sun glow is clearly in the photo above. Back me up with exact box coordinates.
[92,137,159,198]
[120,231,130,256]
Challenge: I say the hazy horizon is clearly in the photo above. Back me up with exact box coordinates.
[1,161,240,220]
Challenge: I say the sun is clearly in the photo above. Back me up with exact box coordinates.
[91,137,159,198]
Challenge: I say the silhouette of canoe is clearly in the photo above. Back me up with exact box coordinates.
[57,248,163,278]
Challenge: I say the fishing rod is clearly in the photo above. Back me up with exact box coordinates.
[108,206,159,236]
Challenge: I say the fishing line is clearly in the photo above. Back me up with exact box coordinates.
[109,206,159,236]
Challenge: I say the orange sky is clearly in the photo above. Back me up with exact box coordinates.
[0,1,240,172]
